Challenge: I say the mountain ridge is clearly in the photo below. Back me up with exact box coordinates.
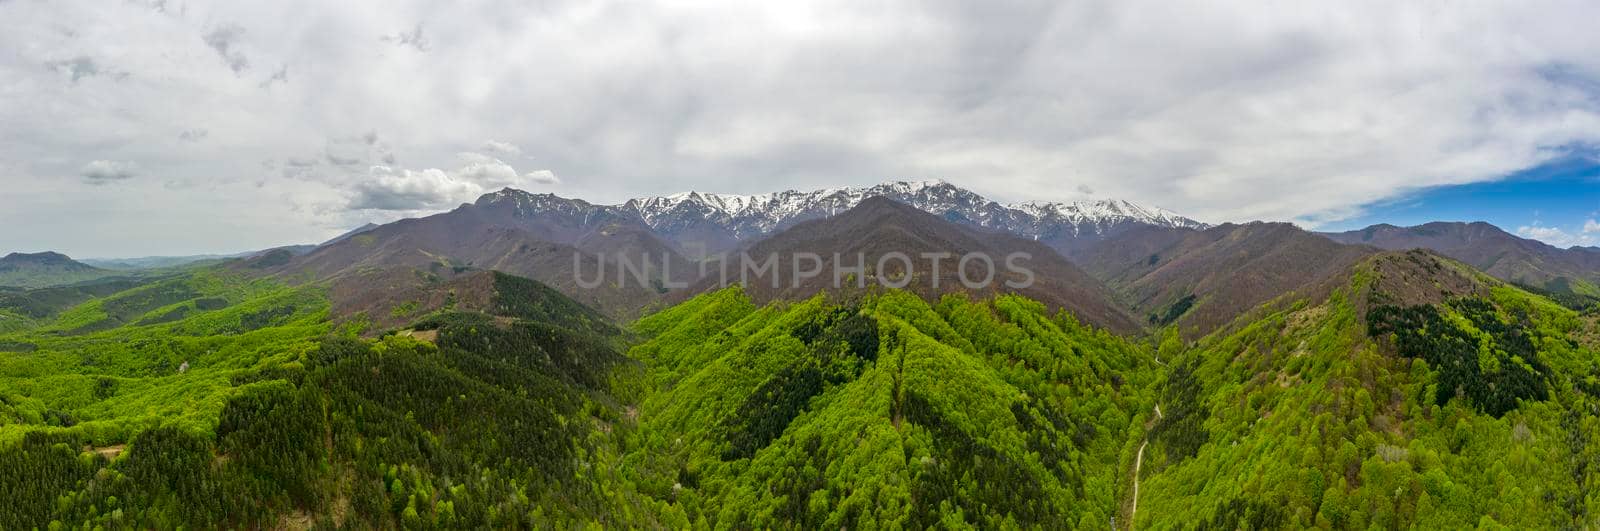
[1322,220,1600,304]
[1078,221,1380,337]
[682,196,1146,334]
[479,179,1206,257]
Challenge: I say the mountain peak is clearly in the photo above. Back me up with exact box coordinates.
[0,251,107,288]
[1,251,78,265]
[875,178,951,191]
[467,180,1205,257]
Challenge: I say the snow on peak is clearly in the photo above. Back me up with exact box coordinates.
[479,179,1205,242]
[1007,198,1202,229]
[617,179,1203,236]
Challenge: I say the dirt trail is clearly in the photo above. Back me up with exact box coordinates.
[1130,441,1148,526]
[1125,404,1163,530]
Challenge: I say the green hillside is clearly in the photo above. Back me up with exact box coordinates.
[0,252,118,289]
[620,287,1156,528]
[3,252,1600,528]
[0,268,656,528]
[1132,251,1600,529]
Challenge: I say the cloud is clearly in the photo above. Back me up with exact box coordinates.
[482,140,522,157]
[382,22,429,52]
[260,64,287,88]
[1517,224,1597,248]
[4,1,1600,255]
[47,56,124,83]
[348,166,474,210]
[453,153,521,187]
[524,170,561,185]
[80,160,138,184]
[347,153,560,211]
[178,128,208,142]
[1586,219,1600,234]
[202,24,249,74]
[319,133,390,168]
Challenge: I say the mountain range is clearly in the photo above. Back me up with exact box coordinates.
[259,179,1600,339]
[684,196,1146,333]
[478,179,1205,258]
[18,178,1594,339]
[242,180,1205,326]
[9,179,1600,528]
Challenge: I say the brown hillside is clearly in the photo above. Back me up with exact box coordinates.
[1079,222,1379,338]
[681,197,1145,334]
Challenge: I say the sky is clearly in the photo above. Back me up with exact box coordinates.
[2,0,1600,257]
[1323,154,1600,248]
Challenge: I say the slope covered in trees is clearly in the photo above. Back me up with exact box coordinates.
[1132,251,1600,529]
[0,252,116,289]
[0,267,655,528]
[619,286,1159,528]
[4,248,1600,528]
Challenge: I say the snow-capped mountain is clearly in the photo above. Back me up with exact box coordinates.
[475,179,1206,257]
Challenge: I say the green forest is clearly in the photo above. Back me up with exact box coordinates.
[3,254,1600,529]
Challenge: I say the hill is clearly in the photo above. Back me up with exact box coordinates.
[692,196,1145,334]
[1129,249,1600,528]
[0,267,651,528]
[253,190,692,319]
[0,252,114,289]
[622,286,1157,527]
[329,268,617,335]
[1324,221,1600,306]
[4,249,1600,527]
[1078,222,1378,338]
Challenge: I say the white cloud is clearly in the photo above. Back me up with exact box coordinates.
[80,160,138,184]
[2,0,1600,254]
[1517,224,1598,248]
[348,154,560,211]
[349,166,474,210]
[524,170,560,185]
[453,153,522,188]
[481,140,522,157]
[1585,219,1600,234]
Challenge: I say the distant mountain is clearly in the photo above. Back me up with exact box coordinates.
[689,196,1145,333]
[618,179,1206,256]
[1323,221,1600,304]
[271,181,1198,320]
[258,191,692,319]
[1078,222,1378,337]
[83,243,325,271]
[462,179,1203,258]
[82,255,235,270]
[0,252,114,289]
